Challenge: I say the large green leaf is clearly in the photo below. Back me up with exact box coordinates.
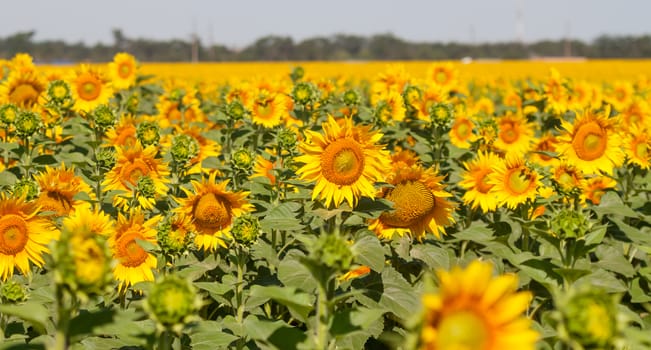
[249,285,313,323]
[278,251,318,293]
[260,202,305,231]
[410,244,450,270]
[351,267,420,320]
[0,303,49,334]
[244,316,307,350]
[352,232,385,272]
[189,320,239,350]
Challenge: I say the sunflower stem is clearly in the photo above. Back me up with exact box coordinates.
[234,244,247,350]
[53,284,71,350]
[157,330,174,350]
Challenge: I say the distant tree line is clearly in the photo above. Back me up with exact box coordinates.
[2,29,651,63]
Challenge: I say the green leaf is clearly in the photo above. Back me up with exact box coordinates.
[250,240,280,268]
[352,232,385,272]
[260,202,305,231]
[278,251,318,293]
[194,281,233,303]
[175,254,220,281]
[577,269,628,293]
[552,268,591,284]
[592,192,640,218]
[77,337,134,350]
[595,245,636,278]
[244,316,307,350]
[249,285,313,323]
[31,154,58,165]
[410,244,450,270]
[189,320,239,350]
[351,267,420,320]
[630,277,651,303]
[0,171,17,187]
[330,307,385,336]
[0,302,49,334]
[353,197,393,219]
[452,223,494,242]
[68,309,116,340]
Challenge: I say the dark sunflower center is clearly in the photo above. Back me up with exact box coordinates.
[0,214,29,255]
[572,121,607,161]
[193,193,232,232]
[380,181,435,227]
[320,138,365,186]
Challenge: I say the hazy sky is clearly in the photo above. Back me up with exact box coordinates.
[2,0,651,48]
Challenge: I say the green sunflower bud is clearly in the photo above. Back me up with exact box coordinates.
[312,233,354,272]
[157,214,194,255]
[231,148,254,172]
[1,280,28,303]
[290,66,305,82]
[277,128,297,152]
[46,80,73,108]
[126,93,140,114]
[12,178,39,201]
[96,148,116,170]
[170,134,199,165]
[429,102,454,127]
[550,209,589,239]
[563,289,619,348]
[342,89,361,106]
[91,105,117,130]
[137,121,160,147]
[0,104,18,126]
[226,100,247,121]
[136,176,157,199]
[14,110,41,137]
[292,82,317,106]
[146,276,199,329]
[231,214,260,245]
[403,85,422,107]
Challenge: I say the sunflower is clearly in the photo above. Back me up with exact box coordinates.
[449,114,477,149]
[420,260,538,350]
[544,68,569,113]
[488,156,541,210]
[176,172,253,252]
[155,92,205,129]
[0,194,59,281]
[529,132,559,167]
[551,162,584,194]
[618,98,649,132]
[556,107,624,174]
[580,175,617,206]
[251,155,277,185]
[33,164,94,217]
[109,52,138,90]
[606,81,633,112]
[371,64,409,105]
[426,62,458,91]
[109,210,159,290]
[69,64,113,113]
[296,116,391,208]
[62,205,115,238]
[248,89,288,129]
[0,69,47,108]
[459,152,502,213]
[102,143,170,211]
[369,165,455,241]
[105,115,138,147]
[623,125,650,169]
[492,112,535,157]
[376,89,406,124]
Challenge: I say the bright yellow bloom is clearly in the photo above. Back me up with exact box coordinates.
[176,172,253,252]
[296,116,391,208]
[488,156,541,210]
[102,143,170,211]
[493,112,535,157]
[580,176,617,206]
[0,67,46,108]
[248,89,288,129]
[0,194,59,281]
[109,52,138,90]
[426,62,458,91]
[623,125,650,169]
[556,107,624,174]
[69,64,113,113]
[449,114,477,149]
[370,165,455,240]
[420,260,538,350]
[33,164,94,216]
[109,210,159,290]
[529,132,559,167]
[460,152,502,213]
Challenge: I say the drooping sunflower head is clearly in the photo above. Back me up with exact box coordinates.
[459,151,502,213]
[370,165,455,241]
[557,107,624,175]
[177,172,253,252]
[419,260,538,350]
[0,194,59,281]
[296,116,391,208]
[488,155,541,210]
[69,64,113,113]
[109,52,138,90]
[33,164,94,217]
[109,210,160,290]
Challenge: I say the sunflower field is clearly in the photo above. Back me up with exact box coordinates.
[0,53,650,350]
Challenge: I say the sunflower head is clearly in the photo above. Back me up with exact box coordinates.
[137,121,161,147]
[170,134,199,166]
[0,280,28,303]
[146,276,200,331]
[225,99,248,121]
[109,52,138,90]
[12,178,39,201]
[14,110,41,138]
[419,260,538,350]
[69,64,113,113]
[231,213,261,245]
[157,213,194,255]
[550,209,590,239]
[488,156,541,210]
[91,104,117,130]
[292,81,318,106]
[0,104,19,126]
[296,116,391,208]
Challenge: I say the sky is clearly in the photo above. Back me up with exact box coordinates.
[1,0,651,48]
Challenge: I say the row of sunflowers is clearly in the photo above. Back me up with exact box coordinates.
[0,52,650,349]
